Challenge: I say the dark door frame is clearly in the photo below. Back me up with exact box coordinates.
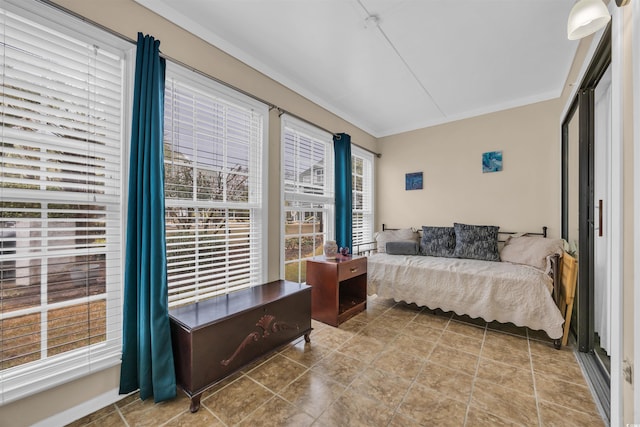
[560,24,611,353]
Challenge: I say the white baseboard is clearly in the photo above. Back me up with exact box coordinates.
[32,388,127,427]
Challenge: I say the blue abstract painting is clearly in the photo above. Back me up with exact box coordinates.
[482,151,503,173]
[405,172,423,190]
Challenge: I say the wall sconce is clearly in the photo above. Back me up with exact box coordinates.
[567,0,611,40]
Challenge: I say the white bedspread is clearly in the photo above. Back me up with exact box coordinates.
[367,253,564,339]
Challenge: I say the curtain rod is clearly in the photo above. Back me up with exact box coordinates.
[275,108,381,158]
[38,0,382,159]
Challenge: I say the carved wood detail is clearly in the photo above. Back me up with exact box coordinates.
[220,314,299,366]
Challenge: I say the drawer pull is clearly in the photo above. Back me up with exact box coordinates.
[350,267,358,273]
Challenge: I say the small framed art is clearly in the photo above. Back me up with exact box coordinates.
[482,151,503,173]
[405,172,423,190]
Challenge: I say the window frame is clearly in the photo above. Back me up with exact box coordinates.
[351,145,375,249]
[163,62,269,308]
[0,0,133,404]
[280,115,334,282]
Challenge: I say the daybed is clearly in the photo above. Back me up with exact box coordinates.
[357,223,566,348]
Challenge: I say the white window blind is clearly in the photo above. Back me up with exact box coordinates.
[281,115,333,283]
[352,146,374,247]
[164,64,268,307]
[0,1,128,404]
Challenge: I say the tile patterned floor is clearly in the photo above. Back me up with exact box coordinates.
[67,297,605,427]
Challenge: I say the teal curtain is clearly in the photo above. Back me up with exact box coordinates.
[119,33,176,403]
[333,133,352,252]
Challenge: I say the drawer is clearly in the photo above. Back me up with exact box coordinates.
[337,257,367,282]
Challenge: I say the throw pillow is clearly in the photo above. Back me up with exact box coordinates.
[420,226,456,257]
[386,241,419,255]
[453,223,500,261]
[500,235,564,272]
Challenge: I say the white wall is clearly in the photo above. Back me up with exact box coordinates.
[376,99,563,237]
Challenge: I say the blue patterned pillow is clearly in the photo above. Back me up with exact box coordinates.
[453,223,500,261]
[420,226,456,257]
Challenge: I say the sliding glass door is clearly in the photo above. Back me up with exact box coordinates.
[593,65,612,374]
[561,24,611,422]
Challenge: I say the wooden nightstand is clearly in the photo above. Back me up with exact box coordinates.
[305,255,367,326]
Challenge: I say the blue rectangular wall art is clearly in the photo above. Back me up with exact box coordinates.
[482,151,503,173]
[405,172,423,190]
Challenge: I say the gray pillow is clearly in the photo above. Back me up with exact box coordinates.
[386,241,419,255]
[374,228,419,253]
[420,226,456,257]
[453,223,500,261]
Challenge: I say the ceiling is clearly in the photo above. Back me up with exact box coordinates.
[135,0,579,138]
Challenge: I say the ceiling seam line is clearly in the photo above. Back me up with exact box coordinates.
[355,0,445,117]
[375,25,447,117]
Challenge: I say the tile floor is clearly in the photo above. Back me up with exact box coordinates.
[67,297,605,427]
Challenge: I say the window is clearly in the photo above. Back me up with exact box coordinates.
[351,146,374,248]
[0,1,129,403]
[163,64,268,307]
[281,115,333,283]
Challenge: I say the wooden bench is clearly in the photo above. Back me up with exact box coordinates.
[169,280,312,412]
